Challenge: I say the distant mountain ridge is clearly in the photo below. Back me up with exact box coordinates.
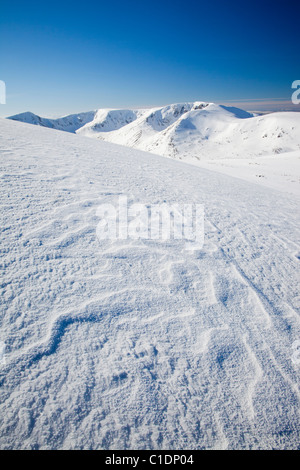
[8,102,300,161]
[7,110,97,133]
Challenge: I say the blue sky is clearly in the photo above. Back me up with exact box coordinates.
[0,0,299,117]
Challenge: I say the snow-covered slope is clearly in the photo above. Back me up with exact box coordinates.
[77,102,203,137]
[8,110,97,133]
[0,118,299,449]
[78,108,143,134]
[196,151,300,196]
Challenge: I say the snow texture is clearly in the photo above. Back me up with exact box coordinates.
[0,117,299,450]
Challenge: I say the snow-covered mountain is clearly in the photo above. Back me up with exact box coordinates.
[7,110,97,133]
[77,102,300,161]
[0,118,299,449]
[77,102,205,137]
[79,108,143,133]
[8,102,300,162]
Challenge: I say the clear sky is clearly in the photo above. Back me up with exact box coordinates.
[0,0,299,117]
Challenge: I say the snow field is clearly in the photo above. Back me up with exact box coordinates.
[0,118,299,449]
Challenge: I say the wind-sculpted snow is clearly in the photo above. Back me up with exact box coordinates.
[0,119,299,449]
